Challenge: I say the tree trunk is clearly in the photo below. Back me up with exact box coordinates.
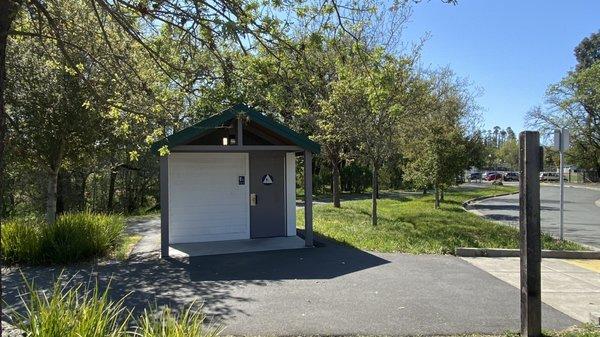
[78,171,88,210]
[371,162,378,226]
[46,166,60,223]
[107,168,117,211]
[332,161,341,208]
[124,168,131,213]
[45,140,64,223]
[124,168,136,213]
[434,185,440,209]
[0,0,19,218]
[56,170,65,214]
[440,188,444,201]
[375,175,380,199]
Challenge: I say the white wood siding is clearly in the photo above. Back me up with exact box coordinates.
[168,153,249,243]
[285,152,296,236]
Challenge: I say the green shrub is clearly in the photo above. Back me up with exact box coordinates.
[1,212,125,265]
[136,303,222,337]
[15,275,131,337]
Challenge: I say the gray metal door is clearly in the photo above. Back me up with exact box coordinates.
[249,152,286,238]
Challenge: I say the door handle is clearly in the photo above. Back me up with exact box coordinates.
[250,193,257,206]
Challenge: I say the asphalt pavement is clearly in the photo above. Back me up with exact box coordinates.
[470,184,600,249]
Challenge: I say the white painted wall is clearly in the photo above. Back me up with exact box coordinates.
[168,153,249,243]
[285,152,296,236]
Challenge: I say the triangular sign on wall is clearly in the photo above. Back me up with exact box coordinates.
[262,174,273,185]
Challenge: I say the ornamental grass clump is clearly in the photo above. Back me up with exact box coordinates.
[43,212,125,264]
[135,302,223,337]
[13,274,223,337]
[1,212,125,265]
[1,216,45,265]
[15,275,131,337]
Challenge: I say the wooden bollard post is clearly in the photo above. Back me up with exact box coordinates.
[519,131,542,337]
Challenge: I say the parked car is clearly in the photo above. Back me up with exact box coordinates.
[484,172,502,181]
[540,172,560,182]
[468,172,482,180]
[503,172,519,181]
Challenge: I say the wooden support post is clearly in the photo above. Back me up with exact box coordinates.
[304,151,314,247]
[160,156,170,259]
[237,116,243,146]
[519,131,542,337]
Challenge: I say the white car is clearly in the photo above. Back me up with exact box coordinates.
[539,172,560,182]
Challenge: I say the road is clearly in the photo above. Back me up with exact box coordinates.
[470,184,600,249]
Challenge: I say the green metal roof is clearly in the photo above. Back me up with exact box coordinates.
[151,104,320,154]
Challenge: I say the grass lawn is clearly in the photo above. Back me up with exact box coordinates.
[297,185,584,254]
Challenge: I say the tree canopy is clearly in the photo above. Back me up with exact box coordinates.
[2,0,479,221]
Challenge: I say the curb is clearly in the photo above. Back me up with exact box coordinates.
[591,312,600,325]
[461,191,519,208]
[456,247,600,259]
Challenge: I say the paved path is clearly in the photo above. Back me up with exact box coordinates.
[464,257,600,323]
[2,219,578,336]
[470,185,600,248]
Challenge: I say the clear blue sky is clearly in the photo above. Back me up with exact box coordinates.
[402,0,600,133]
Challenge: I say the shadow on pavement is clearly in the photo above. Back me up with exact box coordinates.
[484,214,519,222]
[2,237,388,321]
[180,240,389,281]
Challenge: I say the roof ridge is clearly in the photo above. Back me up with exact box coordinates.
[151,104,320,154]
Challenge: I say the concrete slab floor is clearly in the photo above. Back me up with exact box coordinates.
[169,236,306,257]
[463,257,600,323]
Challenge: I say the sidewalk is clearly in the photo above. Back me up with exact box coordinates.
[463,257,600,323]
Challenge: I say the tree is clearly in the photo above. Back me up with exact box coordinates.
[497,139,519,170]
[1,0,429,216]
[492,126,501,148]
[5,0,207,219]
[574,30,600,71]
[321,45,421,224]
[1,0,462,218]
[463,130,486,170]
[357,53,418,224]
[499,129,507,145]
[506,126,516,141]
[6,19,110,222]
[528,31,600,177]
[233,36,354,208]
[0,0,19,217]
[402,70,473,208]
